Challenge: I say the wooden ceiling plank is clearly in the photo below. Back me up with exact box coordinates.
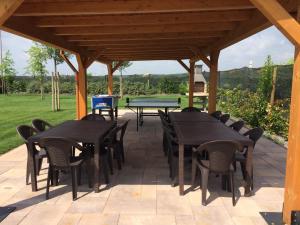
[54,23,237,35]
[15,0,255,16]
[0,0,24,25]
[66,32,225,42]
[35,10,253,27]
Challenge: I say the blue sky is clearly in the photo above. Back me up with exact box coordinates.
[0,26,295,76]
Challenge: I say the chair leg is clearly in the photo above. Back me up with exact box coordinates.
[46,166,51,200]
[26,157,31,185]
[77,165,81,186]
[201,168,209,206]
[191,156,197,188]
[85,158,93,188]
[71,167,78,200]
[230,172,235,206]
[115,146,122,170]
[120,142,125,163]
[35,157,40,175]
[239,161,246,180]
[107,149,114,175]
[102,158,110,184]
[232,161,237,171]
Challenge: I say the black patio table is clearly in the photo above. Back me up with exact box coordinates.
[168,112,219,123]
[172,121,254,196]
[28,120,114,193]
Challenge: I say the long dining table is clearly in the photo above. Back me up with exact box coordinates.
[168,112,254,196]
[28,120,114,193]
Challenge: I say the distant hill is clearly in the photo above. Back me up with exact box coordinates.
[14,64,293,99]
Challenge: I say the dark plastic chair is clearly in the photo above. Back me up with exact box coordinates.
[181,107,200,112]
[210,111,222,119]
[191,140,241,206]
[164,126,192,186]
[81,114,106,121]
[32,119,53,132]
[234,127,263,190]
[16,125,47,184]
[158,111,174,156]
[229,120,244,132]
[39,137,92,200]
[220,114,230,124]
[117,120,130,163]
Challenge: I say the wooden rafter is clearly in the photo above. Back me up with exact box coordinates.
[84,49,106,68]
[54,23,237,36]
[66,32,224,42]
[0,0,24,25]
[15,0,254,16]
[2,16,87,56]
[249,0,300,46]
[35,10,253,27]
[60,50,78,73]
[177,60,191,73]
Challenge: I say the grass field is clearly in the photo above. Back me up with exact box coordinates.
[0,94,188,154]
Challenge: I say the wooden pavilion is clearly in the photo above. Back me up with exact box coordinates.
[0,0,299,223]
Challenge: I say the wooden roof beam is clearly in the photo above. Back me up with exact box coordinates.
[2,16,88,56]
[112,61,124,74]
[177,60,191,73]
[35,10,253,27]
[60,50,78,73]
[15,0,255,16]
[66,32,225,42]
[54,23,237,36]
[249,0,300,46]
[189,46,211,67]
[0,0,24,25]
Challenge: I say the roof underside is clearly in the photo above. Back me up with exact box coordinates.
[1,0,297,62]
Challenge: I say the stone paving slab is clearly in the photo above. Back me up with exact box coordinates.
[0,110,286,225]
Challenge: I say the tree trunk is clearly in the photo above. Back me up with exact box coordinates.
[270,66,277,106]
[56,72,60,111]
[120,70,123,99]
[51,72,55,111]
[40,80,44,100]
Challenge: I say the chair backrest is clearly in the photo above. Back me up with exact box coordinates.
[243,127,263,147]
[195,140,241,173]
[220,114,230,124]
[81,114,106,121]
[229,120,244,132]
[181,107,200,112]
[32,119,53,132]
[16,125,38,143]
[119,120,130,142]
[39,137,82,168]
[210,111,222,119]
[104,125,122,145]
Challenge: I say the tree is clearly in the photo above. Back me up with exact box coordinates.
[44,46,71,110]
[26,43,48,100]
[0,50,16,94]
[112,61,132,99]
[258,55,274,101]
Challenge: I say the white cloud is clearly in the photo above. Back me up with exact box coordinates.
[0,26,295,75]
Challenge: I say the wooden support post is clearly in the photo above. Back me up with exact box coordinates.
[283,4,300,224]
[177,59,191,73]
[76,54,87,119]
[107,63,113,95]
[208,50,220,114]
[188,60,195,107]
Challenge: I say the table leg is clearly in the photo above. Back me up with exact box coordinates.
[28,143,37,191]
[179,144,184,195]
[136,107,139,131]
[245,145,253,196]
[94,139,101,192]
[115,106,118,118]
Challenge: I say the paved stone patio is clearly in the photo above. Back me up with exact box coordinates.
[0,110,286,225]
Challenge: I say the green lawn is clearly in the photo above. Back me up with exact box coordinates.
[0,94,188,154]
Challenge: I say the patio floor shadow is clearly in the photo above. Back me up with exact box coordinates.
[0,110,286,225]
